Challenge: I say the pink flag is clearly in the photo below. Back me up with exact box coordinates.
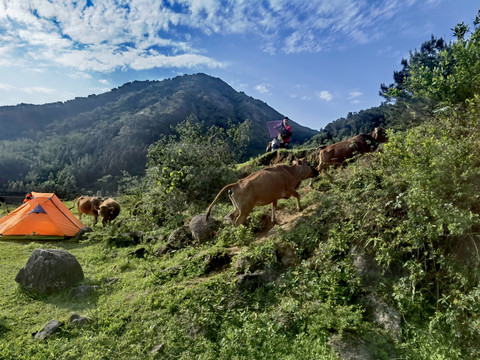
[267,120,282,137]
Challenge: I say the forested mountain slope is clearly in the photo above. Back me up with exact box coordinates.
[0,73,317,195]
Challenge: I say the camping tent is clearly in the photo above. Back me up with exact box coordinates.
[0,192,85,239]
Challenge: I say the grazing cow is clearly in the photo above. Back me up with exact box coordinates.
[316,127,387,172]
[99,198,121,227]
[76,196,102,224]
[205,159,318,226]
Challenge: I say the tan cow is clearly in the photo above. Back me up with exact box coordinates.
[76,196,102,224]
[99,198,121,227]
[205,159,318,226]
[316,127,387,172]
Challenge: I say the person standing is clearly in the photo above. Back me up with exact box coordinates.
[267,116,293,152]
[278,116,292,149]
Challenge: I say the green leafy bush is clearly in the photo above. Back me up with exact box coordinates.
[129,117,251,228]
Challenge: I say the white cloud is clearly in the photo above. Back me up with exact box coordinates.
[316,90,333,102]
[0,0,413,75]
[349,91,363,98]
[0,83,15,91]
[21,86,56,94]
[0,82,54,95]
[255,83,272,95]
[70,72,92,79]
[349,90,363,104]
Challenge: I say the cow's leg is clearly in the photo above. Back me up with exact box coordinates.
[292,191,302,211]
[317,162,331,176]
[226,208,239,224]
[78,211,82,221]
[235,206,252,226]
[235,212,248,226]
[93,215,98,225]
[318,165,334,180]
[271,200,277,223]
[228,192,241,224]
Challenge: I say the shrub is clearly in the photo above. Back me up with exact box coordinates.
[129,117,251,228]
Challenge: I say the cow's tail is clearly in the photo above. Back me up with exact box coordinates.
[69,196,80,210]
[205,184,235,221]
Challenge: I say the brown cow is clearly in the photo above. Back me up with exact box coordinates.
[205,159,318,226]
[76,196,102,224]
[99,198,121,227]
[316,127,387,172]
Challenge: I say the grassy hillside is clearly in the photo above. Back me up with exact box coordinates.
[1,94,480,359]
[0,181,374,359]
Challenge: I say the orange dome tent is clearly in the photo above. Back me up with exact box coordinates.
[0,192,85,239]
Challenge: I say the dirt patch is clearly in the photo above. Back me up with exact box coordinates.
[252,183,319,242]
[254,149,316,168]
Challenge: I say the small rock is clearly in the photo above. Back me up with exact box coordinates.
[104,277,119,286]
[150,343,165,355]
[69,285,100,299]
[275,242,298,268]
[204,252,232,274]
[168,225,193,249]
[74,227,93,240]
[329,333,372,360]
[34,319,61,340]
[235,269,279,291]
[69,314,92,326]
[128,247,146,258]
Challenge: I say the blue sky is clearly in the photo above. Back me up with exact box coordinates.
[0,1,478,130]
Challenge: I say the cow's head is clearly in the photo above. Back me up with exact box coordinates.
[372,127,388,143]
[294,158,319,179]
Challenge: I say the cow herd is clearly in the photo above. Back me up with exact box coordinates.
[315,127,387,172]
[75,196,121,227]
[206,127,387,226]
[73,128,387,229]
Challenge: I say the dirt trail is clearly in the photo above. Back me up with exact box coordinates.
[253,201,318,242]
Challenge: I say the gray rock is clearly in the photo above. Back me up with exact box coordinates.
[329,333,372,360]
[69,285,100,299]
[69,314,92,326]
[104,277,119,286]
[236,273,264,290]
[34,319,61,340]
[236,269,280,290]
[150,343,165,355]
[73,227,92,240]
[168,225,193,249]
[128,247,146,258]
[364,294,402,339]
[204,251,232,274]
[15,249,84,294]
[350,246,382,289]
[189,214,220,243]
[275,242,298,268]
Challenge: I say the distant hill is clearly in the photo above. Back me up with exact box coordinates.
[0,73,317,195]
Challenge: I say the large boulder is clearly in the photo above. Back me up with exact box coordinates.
[15,249,84,294]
